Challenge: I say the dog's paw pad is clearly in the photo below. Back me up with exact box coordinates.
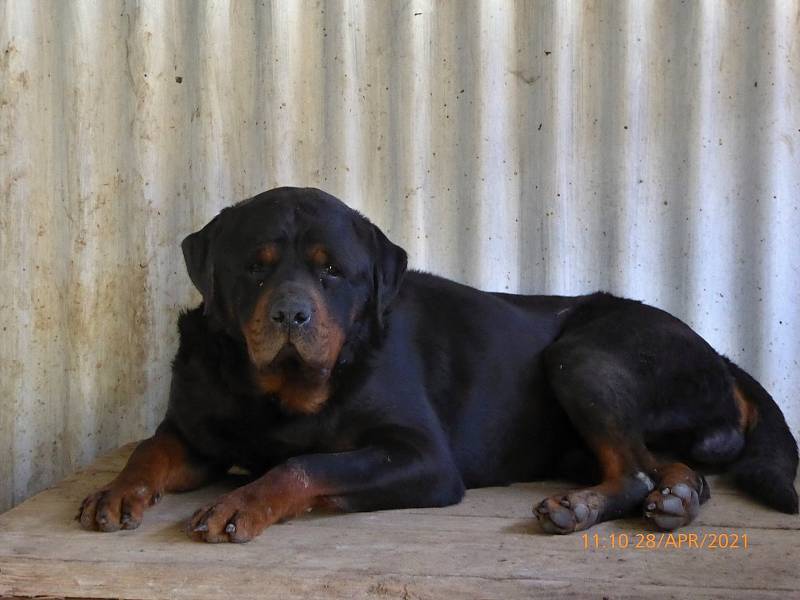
[534,493,599,534]
[643,482,699,530]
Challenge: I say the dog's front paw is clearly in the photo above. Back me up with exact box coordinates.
[77,481,161,532]
[187,490,272,543]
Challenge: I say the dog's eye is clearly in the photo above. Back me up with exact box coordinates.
[321,263,342,278]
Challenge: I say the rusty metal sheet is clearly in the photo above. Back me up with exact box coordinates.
[1,0,798,511]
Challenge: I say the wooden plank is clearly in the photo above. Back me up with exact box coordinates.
[1,445,798,599]
[1,521,796,587]
[0,559,792,600]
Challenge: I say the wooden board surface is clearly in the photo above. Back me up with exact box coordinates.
[0,444,798,599]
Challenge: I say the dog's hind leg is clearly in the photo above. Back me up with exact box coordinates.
[534,343,660,534]
[534,440,659,533]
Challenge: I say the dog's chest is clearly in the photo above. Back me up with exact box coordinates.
[186,393,350,473]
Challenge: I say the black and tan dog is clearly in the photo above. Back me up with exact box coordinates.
[77,187,798,542]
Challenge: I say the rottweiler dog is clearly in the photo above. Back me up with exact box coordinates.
[77,187,798,542]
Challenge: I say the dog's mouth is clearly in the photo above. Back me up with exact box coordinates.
[271,344,305,371]
[258,343,331,382]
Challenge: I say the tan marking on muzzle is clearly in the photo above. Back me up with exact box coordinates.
[246,283,347,415]
[242,289,282,366]
[307,284,346,369]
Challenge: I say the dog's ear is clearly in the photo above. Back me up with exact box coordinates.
[181,214,221,316]
[371,224,408,327]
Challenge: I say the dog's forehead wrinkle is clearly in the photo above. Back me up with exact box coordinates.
[302,228,366,264]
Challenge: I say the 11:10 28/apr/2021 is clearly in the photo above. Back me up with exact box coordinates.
[581,531,750,550]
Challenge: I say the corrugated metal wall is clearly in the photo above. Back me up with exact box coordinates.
[1,1,798,512]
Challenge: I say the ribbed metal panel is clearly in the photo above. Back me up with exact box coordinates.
[1,1,798,510]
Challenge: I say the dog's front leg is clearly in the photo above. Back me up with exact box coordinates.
[77,420,226,531]
[187,437,464,543]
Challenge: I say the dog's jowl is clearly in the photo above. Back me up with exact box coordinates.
[77,187,799,542]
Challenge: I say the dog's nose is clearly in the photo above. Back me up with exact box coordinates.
[270,298,312,327]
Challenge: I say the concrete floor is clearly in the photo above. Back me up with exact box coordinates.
[0,444,797,599]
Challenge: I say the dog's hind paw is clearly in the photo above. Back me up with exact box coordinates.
[534,491,603,534]
[643,482,700,530]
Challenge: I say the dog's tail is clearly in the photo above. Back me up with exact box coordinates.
[724,358,798,513]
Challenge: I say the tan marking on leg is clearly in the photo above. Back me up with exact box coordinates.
[733,383,759,431]
[594,443,625,480]
[653,462,701,488]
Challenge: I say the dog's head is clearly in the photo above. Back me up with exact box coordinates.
[181,187,407,413]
